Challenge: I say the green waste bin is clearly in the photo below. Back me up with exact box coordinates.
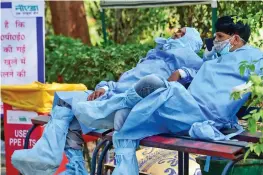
[196,156,263,175]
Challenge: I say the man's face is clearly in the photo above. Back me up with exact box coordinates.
[172,27,186,39]
[214,32,244,51]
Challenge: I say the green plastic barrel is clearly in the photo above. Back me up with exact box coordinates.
[196,156,263,175]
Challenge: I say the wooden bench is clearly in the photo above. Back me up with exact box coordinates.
[101,131,253,175]
[25,116,261,175]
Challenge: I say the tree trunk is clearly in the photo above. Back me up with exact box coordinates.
[49,1,91,45]
[114,9,122,43]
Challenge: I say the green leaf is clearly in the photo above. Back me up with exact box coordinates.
[248,118,257,133]
[249,64,255,72]
[250,109,258,114]
[260,144,263,152]
[251,75,263,85]
[248,143,255,151]
[260,110,263,120]
[254,144,262,156]
[242,114,252,119]
[244,149,251,160]
[239,60,248,65]
[239,65,245,76]
[252,112,261,122]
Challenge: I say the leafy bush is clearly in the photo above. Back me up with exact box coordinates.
[232,60,263,158]
[83,1,263,47]
[45,35,152,89]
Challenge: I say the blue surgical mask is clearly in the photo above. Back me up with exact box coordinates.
[219,42,233,55]
[213,36,234,55]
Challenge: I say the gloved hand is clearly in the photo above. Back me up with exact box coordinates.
[204,46,216,58]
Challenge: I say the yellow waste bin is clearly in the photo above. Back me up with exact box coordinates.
[1,81,87,113]
[1,81,87,175]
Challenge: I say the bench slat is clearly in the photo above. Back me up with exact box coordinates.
[169,135,248,147]
[88,129,113,137]
[105,132,244,160]
[230,132,260,143]
[31,116,50,125]
[140,135,244,160]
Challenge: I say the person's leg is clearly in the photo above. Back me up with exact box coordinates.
[59,149,88,175]
[114,108,131,131]
[63,107,131,174]
[61,118,89,175]
[73,75,165,131]
[12,105,74,175]
[134,74,166,98]
[12,91,91,175]
[65,118,84,150]
[112,75,166,175]
[113,75,165,131]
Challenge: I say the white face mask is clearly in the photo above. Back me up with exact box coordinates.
[213,36,234,55]
[163,37,187,50]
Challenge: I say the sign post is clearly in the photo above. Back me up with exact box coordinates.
[1,1,45,174]
[1,1,45,113]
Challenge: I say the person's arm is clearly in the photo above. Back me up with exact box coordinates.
[88,81,117,101]
[95,80,117,91]
[87,88,106,101]
[168,67,198,84]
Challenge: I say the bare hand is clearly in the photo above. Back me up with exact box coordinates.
[168,70,181,82]
[87,88,106,101]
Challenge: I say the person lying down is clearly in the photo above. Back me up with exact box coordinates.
[11,27,206,175]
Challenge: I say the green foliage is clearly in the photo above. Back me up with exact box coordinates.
[82,1,263,49]
[45,1,263,49]
[232,60,263,159]
[85,3,213,44]
[45,35,152,89]
[218,1,263,48]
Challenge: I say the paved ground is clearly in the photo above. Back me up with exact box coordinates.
[1,154,6,175]
[1,139,6,175]
[1,167,6,175]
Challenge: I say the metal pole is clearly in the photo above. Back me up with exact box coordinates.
[91,139,108,175]
[178,151,184,175]
[24,125,37,149]
[184,153,189,175]
[97,141,112,175]
[100,8,107,44]
[211,0,218,35]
